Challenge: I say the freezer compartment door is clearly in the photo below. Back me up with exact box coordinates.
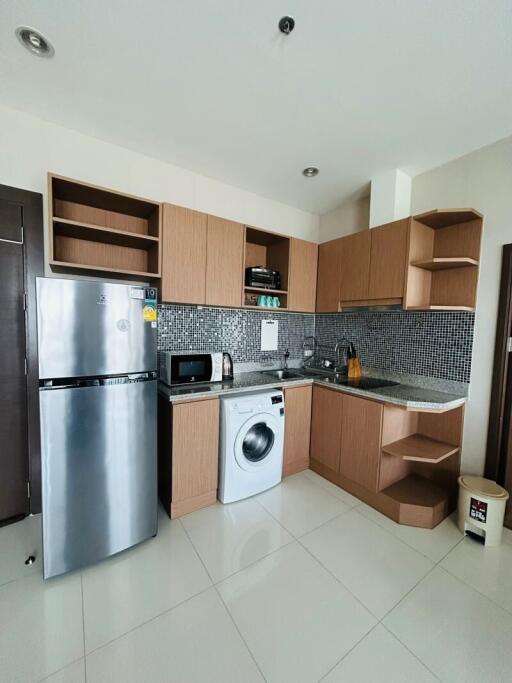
[37,278,157,379]
[40,380,157,578]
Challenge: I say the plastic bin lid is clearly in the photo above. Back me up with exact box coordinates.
[458,475,509,499]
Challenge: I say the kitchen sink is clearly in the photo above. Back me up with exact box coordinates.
[261,369,304,380]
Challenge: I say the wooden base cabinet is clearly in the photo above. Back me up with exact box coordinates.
[283,385,312,477]
[310,386,343,470]
[158,397,219,519]
[310,387,464,529]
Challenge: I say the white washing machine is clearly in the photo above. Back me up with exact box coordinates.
[218,390,285,504]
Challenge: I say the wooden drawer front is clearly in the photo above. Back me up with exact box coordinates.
[288,239,318,312]
[316,239,342,312]
[339,395,383,491]
[310,386,343,471]
[206,216,244,307]
[368,219,408,300]
[161,204,207,304]
[283,385,312,476]
[339,230,371,303]
[172,399,219,503]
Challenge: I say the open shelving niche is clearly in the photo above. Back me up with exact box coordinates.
[404,208,482,311]
[48,174,162,280]
[242,227,290,310]
[378,402,464,527]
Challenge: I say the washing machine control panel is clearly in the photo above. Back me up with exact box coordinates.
[271,395,283,405]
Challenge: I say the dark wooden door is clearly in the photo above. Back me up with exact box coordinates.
[486,244,512,528]
[0,200,29,522]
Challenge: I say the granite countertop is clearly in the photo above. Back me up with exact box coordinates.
[158,370,467,412]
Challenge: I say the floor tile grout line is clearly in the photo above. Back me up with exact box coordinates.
[379,623,442,682]
[214,584,268,683]
[435,562,512,620]
[179,520,268,681]
[352,505,458,564]
[80,572,88,683]
[84,583,213,658]
[178,518,214,584]
[296,537,378,621]
[36,657,85,683]
[316,622,381,682]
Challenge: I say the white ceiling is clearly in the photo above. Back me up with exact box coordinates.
[1,0,511,214]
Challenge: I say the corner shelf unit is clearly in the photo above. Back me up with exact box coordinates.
[242,227,290,310]
[378,402,464,527]
[48,174,162,280]
[404,208,483,311]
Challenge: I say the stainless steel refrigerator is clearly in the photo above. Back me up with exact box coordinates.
[37,277,158,578]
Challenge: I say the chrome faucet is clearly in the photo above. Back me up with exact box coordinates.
[334,337,349,376]
[282,348,290,370]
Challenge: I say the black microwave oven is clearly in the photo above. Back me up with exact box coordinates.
[245,266,281,290]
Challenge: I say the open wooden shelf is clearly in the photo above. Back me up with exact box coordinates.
[383,474,450,510]
[243,304,288,311]
[413,208,483,229]
[53,217,159,249]
[382,433,459,464]
[404,208,482,311]
[411,257,478,271]
[48,173,161,281]
[49,260,160,280]
[407,305,475,312]
[244,286,288,295]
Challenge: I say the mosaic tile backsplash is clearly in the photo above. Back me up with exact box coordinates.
[158,305,475,383]
[158,304,314,364]
[315,310,474,383]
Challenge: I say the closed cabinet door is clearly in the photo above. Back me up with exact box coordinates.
[288,239,318,312]
[172,399,219,505]
[206,216,244,307]
[339,395,383,491]
[161,204,207,304]
[368,218,408,300]
[339,230,371,303]
[310,386,343,471]
[283,385,312,476]
[316,239,343,312]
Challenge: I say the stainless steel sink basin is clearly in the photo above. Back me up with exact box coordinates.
[261,369,303,380]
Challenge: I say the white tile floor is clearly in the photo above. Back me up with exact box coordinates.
[2,470,512,682]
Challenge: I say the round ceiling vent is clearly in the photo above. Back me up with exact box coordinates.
[15,26,55,58]
[302,167,319,178]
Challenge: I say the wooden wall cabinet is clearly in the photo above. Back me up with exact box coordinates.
[161,203,244,307]
[316,238,343,312]
[283,384,312,477]
[206,215,244,307]
[161,204,207,304]
[368,218,408,301]
[310,385,343,470]
[158,397,220,519]
[288,238,318,312]
[339,230,371,304]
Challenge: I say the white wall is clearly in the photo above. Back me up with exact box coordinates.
[319,193,370,242]
[411,135,512,474]
[0,105,319,276]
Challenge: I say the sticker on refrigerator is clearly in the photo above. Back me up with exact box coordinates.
[470,497,487,523]
[143,288,157,323]
[130,287,144,299]
[143,305,157,322]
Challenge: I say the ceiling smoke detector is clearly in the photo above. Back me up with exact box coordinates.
[302,167,319,178]
[15,27,54,58]
[278,16,295,35]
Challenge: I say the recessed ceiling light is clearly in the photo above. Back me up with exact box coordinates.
[302,167,319,178]
[278,16,295,35]
[15,26,54,58]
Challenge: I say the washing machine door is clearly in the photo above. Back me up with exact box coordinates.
[234,413,281,472]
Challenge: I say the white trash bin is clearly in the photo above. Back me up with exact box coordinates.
[457,475,509,546]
